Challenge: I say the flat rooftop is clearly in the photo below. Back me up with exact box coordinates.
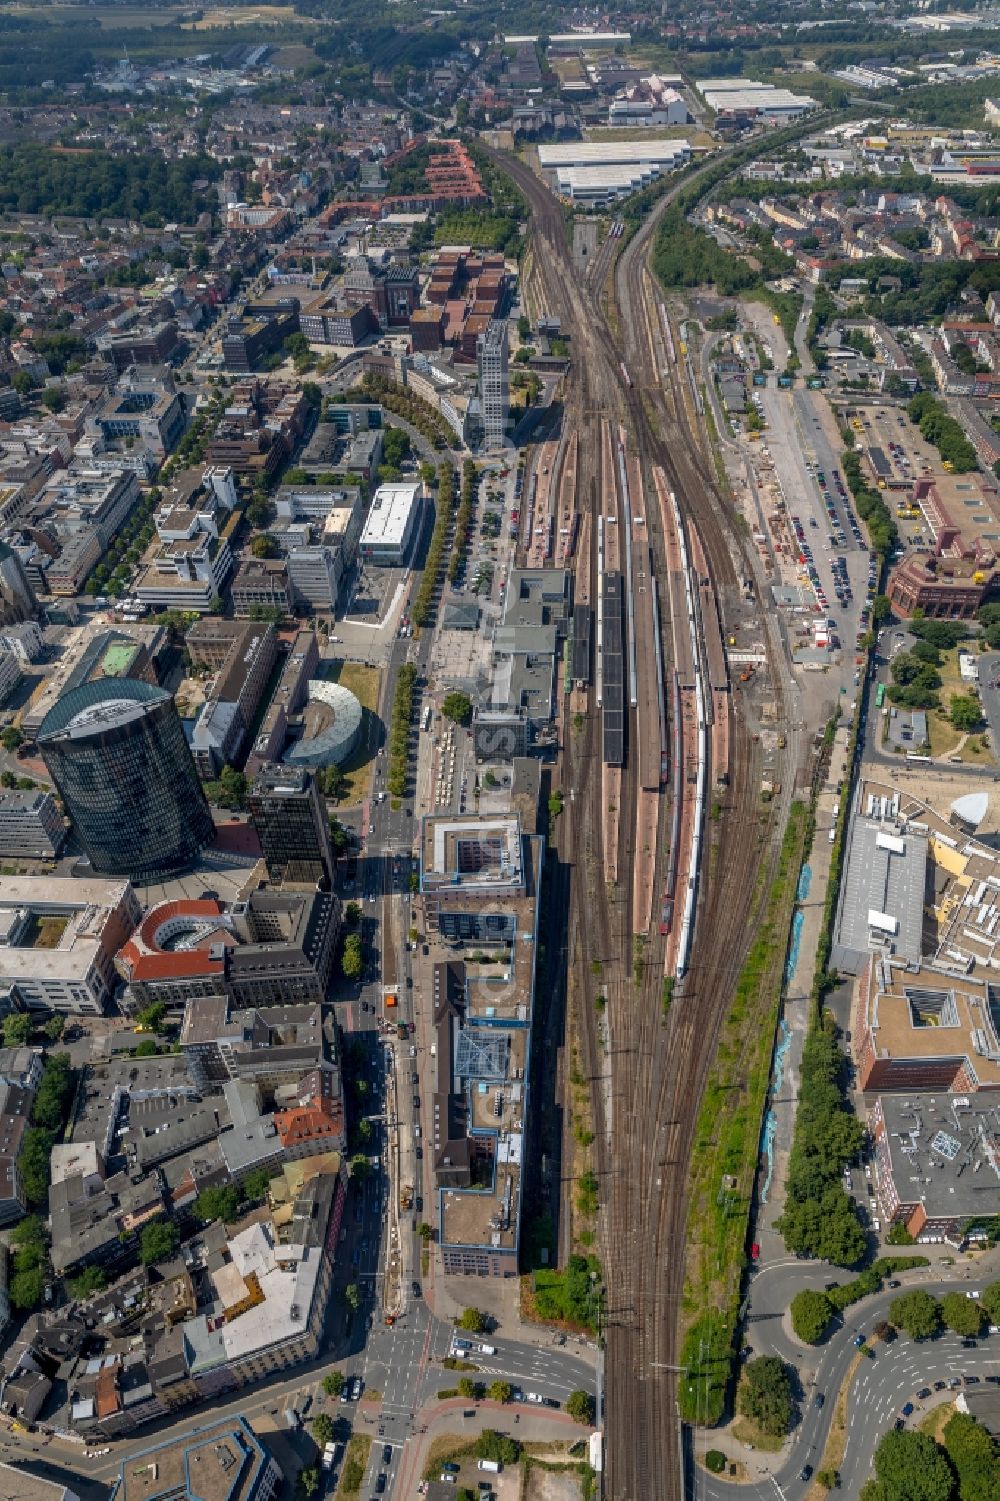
[421,813,524,889]
[863,958,1000,1090]
[876,1090,1000,1218]
[112,1415,276,1501]
[833,817,927,973]
[538,139,691,168]
[359,483,421,549]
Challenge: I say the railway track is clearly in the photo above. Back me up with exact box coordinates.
[489,147,792,1501]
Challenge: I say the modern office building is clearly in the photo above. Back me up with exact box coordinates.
[0,876,140,1013]
[38,680,215,881]
[0,789,65,859]
[108,1415,283,1501]
[358,482,422,566]
[248,767,336,888]
[477,319,509,450]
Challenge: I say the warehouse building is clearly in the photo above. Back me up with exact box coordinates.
[696,78,816,121]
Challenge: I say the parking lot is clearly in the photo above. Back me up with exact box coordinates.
[847,401,941,549]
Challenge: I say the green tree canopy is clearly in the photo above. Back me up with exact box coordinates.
[950,694,984,731]
[940,1291,983,1338]
[193,1185,241,1226]
[322,1371,345,1397]
[69,1266,107,1300]
[889,1290,941,1341]
[140,1218,179,1267]
[980,1280,1000,1325]
[486,1380,511,1404]
[790,1288,834,1345]
[341,932,363,980]
[943,1410,1000,1501]
[566,1390,595,1424]
[311,1414,335,1447]
[441,691,472,726]
[865,1428,956,1501]
[737,1357,792,1438]
[457,1306,488,1333]
[2,1012,32,1047]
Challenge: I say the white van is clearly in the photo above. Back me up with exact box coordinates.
[828,827,836,843]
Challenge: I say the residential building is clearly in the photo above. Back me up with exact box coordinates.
[477,319,509,450]
[0,875,140,1013]
[359,481,422,566]
[0,620,43,663]
[108,1416,283,1501]
[38,680,215,882]
[0,789,66,859]
[248,766,336,888]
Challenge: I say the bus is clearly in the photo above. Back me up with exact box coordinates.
[876,682,885,709]
[422,705,433,732]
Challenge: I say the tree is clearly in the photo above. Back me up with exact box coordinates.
[981,1280,1000,1326]
[889,1290,941,1341]
[790,1288,833,1344]
[457,1377,479,1400]
[418,1222,434,1242]
[140,1218,179,1267]
[566,1390,596,1424]
[940,1291,983,1338]
[950,694,984,731]
[31,1053,74,1130]
[251,533,280,558]
[350,1154,370,1182]
[19,1126,54,1205]
[240,1167,272,1202]
[442,691,472,726]
[136,1001,167,1033]
[135,1039,159,1057]
[345,1283,360,1310]
[737,1357,792,1437]
[318,765,348,802]
[322,1371,345,1397]
[868,1429,954,1501]
[69,1266,107,1299]
[41,386,64,413]
[943,1410,1000,1501]
[311,1414,334,1447]
[298,1467,319,1500]
[872,594,891,623]
[475,1430,521,1466]
[193,1185,241,1225]
[341,932,363,980]
[457,1306,487,1333]
[42,1015,64,1042]
[345,900,362,927]
[487,1380,511,1404]
[2,1012,32,1047]
[10,1266,45,1310]
[1,725,23,751]
[329,819,351,857]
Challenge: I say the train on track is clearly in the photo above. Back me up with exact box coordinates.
[620,361,632,389]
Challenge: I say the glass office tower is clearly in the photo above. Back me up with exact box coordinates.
[38,679,214,880]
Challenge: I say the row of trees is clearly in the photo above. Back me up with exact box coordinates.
[888,1283,1000,1341]
[790,1256,930,1343]
[908,392,979,474]
[355,374,455,450]
[776,1015,867,1265]
[842,449,897,558]
[386,661,417,800]
[19,1052,75,1209]
[85,484,159,599]
[412,462,455,629]
[448,459,477,586]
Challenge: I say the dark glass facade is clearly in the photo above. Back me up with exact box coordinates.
[248,767,334,888]
[38,680,214,881]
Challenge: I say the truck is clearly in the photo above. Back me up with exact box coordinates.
[322,1444,337,1472]
[478,1460,502,1473]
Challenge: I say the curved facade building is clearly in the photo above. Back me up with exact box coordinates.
[284,679,363,770]
[38,680,214,881]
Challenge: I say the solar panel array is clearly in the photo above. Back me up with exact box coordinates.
[602,572,625,767]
